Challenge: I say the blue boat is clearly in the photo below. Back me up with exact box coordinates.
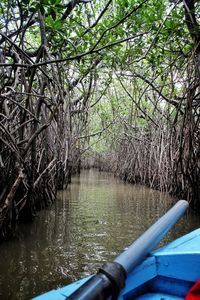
[33,200,200,300]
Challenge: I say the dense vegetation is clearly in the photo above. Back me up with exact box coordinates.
[0,0,199,239]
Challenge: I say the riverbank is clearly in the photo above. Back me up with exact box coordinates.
[0,169,199,299]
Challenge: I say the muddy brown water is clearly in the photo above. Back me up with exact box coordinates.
[0,169,199,299]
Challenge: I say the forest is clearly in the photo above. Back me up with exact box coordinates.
[0,0,200,240]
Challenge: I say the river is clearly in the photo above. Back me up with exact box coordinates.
[0,169,199,299]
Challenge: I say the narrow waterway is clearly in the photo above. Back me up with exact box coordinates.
[0,169,199,300]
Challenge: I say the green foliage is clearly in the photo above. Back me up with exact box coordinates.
[0,0,198,154]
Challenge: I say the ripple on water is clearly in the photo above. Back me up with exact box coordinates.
[0,169,199,300]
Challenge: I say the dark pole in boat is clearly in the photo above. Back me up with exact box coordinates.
[67,200,189,300]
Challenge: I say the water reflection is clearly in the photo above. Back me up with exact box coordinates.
[0,169,199,299]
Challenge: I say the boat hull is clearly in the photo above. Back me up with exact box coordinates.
[33,228,200,299]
